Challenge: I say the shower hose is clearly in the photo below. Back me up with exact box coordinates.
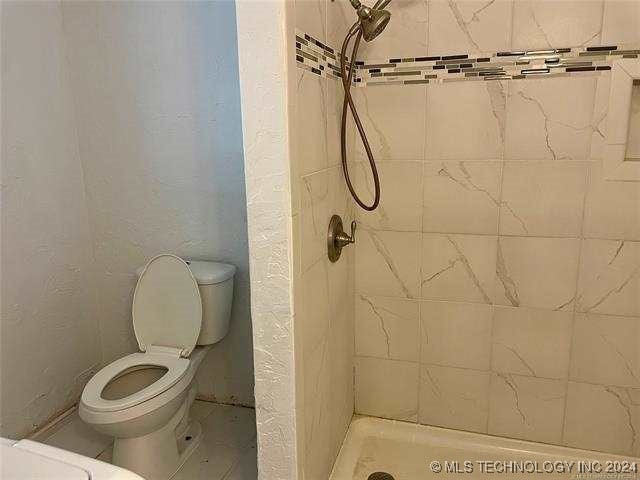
[340,22,381,212]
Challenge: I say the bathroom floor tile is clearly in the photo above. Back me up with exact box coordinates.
[41,401,257,480]
[37,411,111,459]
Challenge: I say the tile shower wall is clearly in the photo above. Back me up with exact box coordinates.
[347,0,640,457]
[293,1,356,479]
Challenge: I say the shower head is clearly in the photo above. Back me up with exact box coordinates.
[348,0,391,42]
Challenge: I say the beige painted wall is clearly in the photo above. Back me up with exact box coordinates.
[1,0,252,438]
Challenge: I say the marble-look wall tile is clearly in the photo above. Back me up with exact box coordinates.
[590,75,610,161]
[358,0,428,60]
[421,300,493,370]
[351,85,427,161]
[495,237,580,310]
[422,161,501,235]
[576,239,640,317]
[299,167,353,272]
[329,291,355,459]
[355,161,423,232]
[428,0,513,55]
[564,381,640,457]
[301,258,330,358]
[570,313,640,387]
[296,69,328,177]
[326,0,353,52]
[419,365,490,433]
[601,0,640,45]
[583,161,640,241]
[356,295,420,362]
[421,234,497,304]
[326,78,349,169]
[511,0,603,50]
[491,306,573,380]
[488,373,566,444]
[505,77,596,161]
[300,167,340,272]
[499,162,588,237]
[298,192,353,471]
[303,336,332,480]
[295,0,326,42]
[339,0,640,450]
[426,81,505,160]
[355,356,419,421]
[356,230,421,298]
[329,244,353,320]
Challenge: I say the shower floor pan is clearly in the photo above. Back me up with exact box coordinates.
[330,416,640,480]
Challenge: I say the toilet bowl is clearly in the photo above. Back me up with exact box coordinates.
[80,254,235,480]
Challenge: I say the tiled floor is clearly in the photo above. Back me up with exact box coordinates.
[38,401,257,480]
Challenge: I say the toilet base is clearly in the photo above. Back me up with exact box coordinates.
[172,420,202,476]
[112,388,201,480]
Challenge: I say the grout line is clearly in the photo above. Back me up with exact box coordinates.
[95,443,113,460]
[355,353,638,390]
[560,160,593,446]
[28,404,78,442]
[508,0,516,51]
[485,155,507,434]
[415,82,429,426]
[353,291,640,319]
[220,436,258,480]
[194,397,256,411]
[352,226,640,243]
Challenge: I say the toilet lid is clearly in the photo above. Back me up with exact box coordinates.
[133,254,202,357]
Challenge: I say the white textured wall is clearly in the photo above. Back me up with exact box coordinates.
[60,0,253,406]
[1,1,101,437]
[63,2,253,405]
[235,1,300,478]
[1,0,253,438]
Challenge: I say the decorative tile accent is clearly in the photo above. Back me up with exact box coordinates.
[296,28,640,86]
[295,30,351,80]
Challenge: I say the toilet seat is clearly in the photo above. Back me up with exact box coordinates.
[81,351,190,413]
[133,254,202,357]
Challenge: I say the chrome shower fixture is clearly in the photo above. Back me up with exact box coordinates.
[348,0,391,42]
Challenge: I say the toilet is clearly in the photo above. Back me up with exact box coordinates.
[79,254,236,480]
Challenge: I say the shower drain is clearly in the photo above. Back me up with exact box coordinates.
[367,473,395,480]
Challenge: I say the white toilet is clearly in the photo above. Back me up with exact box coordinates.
[79,254,236,480]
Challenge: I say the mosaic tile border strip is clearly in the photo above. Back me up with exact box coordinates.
[295,28,640,86]
[295,30,353,80]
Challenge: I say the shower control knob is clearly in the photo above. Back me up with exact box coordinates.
[328,215,356,263]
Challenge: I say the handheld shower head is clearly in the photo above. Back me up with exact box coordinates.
[348,0,391,42]
[360,7,391,41]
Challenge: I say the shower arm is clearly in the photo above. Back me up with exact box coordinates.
[372,0,391,9]
[349,0,391,21]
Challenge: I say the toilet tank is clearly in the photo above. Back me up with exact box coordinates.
[136,259,235,345]
[186,260,235,345]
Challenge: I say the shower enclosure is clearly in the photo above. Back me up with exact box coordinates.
[235,0,640,478]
